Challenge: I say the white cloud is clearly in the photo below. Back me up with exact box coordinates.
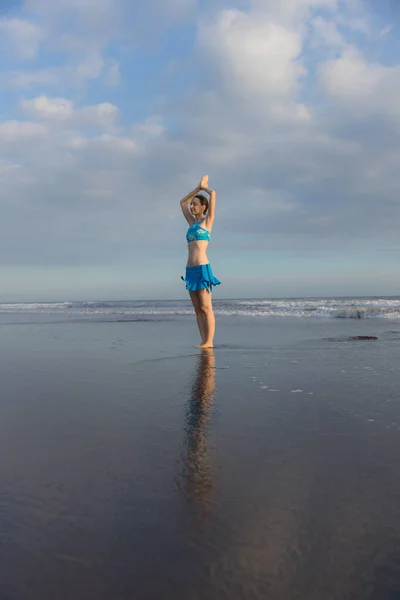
[200,10,304,98]
[6,68,59,88]
[75,54,105,81]
[249,0,337,20]
[337,15,370,34]
[20,96,74,120]
[0,120,47,142]
[79,102,119,128]
[0,17,45,60]
[105,61,121,87]
[131,116,166,138]
[90,134,136,152]
[195,8,312,130]
[0,159,22,174]
[311,16,347,50]
[19,96,119,129]
[23,0,195,50]
[6,56,108,89]
[0,106,163,267]
[320,48,400,119]
[13,0,120,93]
[2,0,197,95]
[24,0,122,31]
[380,24,393,38]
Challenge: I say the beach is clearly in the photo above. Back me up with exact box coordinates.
[1,300,400,599]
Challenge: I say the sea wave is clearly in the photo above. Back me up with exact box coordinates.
[1,297,400,319]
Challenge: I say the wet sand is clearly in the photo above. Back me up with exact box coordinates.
[1,315,400,599]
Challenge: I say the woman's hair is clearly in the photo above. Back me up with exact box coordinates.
[194,193,209,216]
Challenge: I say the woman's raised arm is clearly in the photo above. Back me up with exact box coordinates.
[179,176,208,223]
[180,185,200,224]
[180,185,201,207]
[200,186,216,224]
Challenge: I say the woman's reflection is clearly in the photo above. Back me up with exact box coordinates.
[178,348,218,521]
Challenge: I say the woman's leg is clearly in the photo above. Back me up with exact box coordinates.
[196,288,215,348]
[189,290,207,344]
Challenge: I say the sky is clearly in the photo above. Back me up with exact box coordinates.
[0,0,399,301]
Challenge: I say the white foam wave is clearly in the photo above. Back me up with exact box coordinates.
[1,298,399,319]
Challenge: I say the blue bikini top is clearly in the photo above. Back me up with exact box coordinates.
[186,218,211,243]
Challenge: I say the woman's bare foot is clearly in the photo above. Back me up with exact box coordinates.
[196,342,214,349]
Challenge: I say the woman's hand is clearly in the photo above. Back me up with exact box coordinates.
[199,175,209,189]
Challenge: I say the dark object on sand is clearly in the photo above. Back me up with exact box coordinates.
[324,335,378,342]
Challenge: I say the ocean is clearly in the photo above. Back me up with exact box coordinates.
[1,295,400,321]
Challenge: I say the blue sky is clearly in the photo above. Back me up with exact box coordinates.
[0,0,399,301]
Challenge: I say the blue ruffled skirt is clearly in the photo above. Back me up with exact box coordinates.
[181,263,221,293]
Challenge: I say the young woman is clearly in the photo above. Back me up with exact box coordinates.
[180,175,221,348]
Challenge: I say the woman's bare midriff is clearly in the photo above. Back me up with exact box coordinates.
[186,240,209,267]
